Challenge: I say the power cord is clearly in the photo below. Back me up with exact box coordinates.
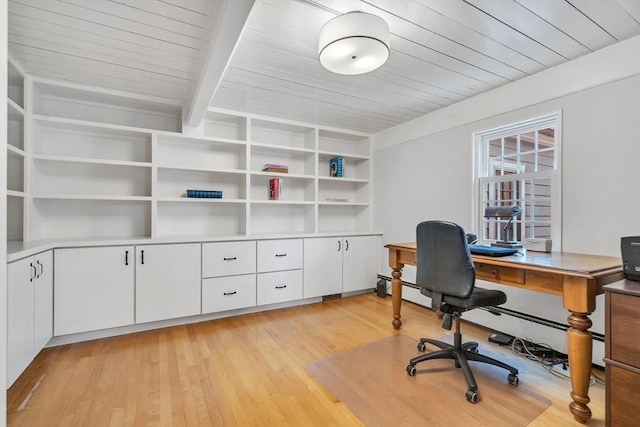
[509,337,601,385]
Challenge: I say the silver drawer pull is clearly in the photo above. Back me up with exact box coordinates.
[223,257,237,261]
[275,285,287,289]
[275,253,287,257]
[223,291,237,296]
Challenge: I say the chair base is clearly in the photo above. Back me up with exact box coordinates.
[406,319,519,403]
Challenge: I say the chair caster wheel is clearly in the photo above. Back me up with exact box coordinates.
[508,373,519,386]
[465,389,478,403]
[406,364,416,376]
[417,342,426,352]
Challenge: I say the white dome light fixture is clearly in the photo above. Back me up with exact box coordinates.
[319,12,390,75]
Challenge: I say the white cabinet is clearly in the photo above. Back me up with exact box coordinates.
[202,241,255,278]
[257,239,303,272]
[135,243,201,324]
[54,246,134,336]
[256,239,303,305]
[202,241,256,314]
[303,238,343,298]
[342,236,378,293]
[8,250,53,386]
[303,235,377,298]
[257,270,303,305]
[202,275,256,313]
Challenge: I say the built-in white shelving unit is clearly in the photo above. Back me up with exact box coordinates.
[7,60,25,242]
[8,76,373,243]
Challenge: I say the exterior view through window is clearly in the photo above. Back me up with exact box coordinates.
[475,113,561,246]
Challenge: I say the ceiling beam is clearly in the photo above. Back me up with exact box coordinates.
[185,0,257,127]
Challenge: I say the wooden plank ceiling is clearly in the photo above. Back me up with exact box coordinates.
[8,0,640,133]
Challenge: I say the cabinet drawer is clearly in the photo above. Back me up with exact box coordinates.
[474,263,524,285]
[257,270,303,305]
[202,241,256,278]
[608,364,640,427]
[610,292,640,369]
[257,239,303,272]
[202,274,256,314]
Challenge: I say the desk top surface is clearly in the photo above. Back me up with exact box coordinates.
[385,242,622,277]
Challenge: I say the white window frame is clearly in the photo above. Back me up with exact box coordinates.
[472,111,562,250]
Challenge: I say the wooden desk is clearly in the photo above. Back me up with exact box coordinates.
[385,242,623,424]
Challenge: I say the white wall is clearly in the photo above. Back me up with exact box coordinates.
[1,0,9,423]
[373,36,640,365]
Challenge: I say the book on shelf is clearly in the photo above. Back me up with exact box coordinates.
[263,163,289,173]
[269,178,282,200]
[329,157,343,177]
[186,189,222,198]
[325,197,349,203]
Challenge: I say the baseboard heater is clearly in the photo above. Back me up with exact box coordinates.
[376,275,604,344]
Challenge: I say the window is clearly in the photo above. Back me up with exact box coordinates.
[473,112,561,248]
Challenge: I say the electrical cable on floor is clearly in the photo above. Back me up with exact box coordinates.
[509,337,602,386]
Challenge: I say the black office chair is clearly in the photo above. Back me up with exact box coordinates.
[406,220,519,403]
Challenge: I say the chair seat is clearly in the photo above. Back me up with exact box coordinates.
[420,286,506,310]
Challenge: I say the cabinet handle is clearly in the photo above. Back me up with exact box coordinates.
[275,285,287,289]
[141,250,145,265]
[36,260,43,278]
[223,257,237,261]
[338,240,341,251]
[492,269,498,275]
[345,240,349,251]
[125,250,129,266]
[30,263,37,282]
[275,253,287,257]
[223,291,237,296]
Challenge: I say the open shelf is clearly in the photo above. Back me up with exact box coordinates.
[156,201,247,237]
[32,79,182,132]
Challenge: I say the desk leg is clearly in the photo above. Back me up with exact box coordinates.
[567,312,593,424]
[391,268,403,330]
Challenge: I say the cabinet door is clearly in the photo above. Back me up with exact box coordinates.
[303,237,343,298]
[135,243,201,324]
[34,250,53,350]
[343,236,378,293]
[55,246,135,335]
[7,257,36,386]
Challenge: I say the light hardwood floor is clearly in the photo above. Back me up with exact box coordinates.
[8,293,605,426]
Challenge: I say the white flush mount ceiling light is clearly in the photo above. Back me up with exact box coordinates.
[319,11,390,75]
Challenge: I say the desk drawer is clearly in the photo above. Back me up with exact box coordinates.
[475,263,524,285]
[610,292,640,369]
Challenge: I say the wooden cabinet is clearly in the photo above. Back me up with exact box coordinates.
[54,246,135,335]
[7,250,53,386]
[604,280,640,427]
[135,243,201,323]
[303,235,377,298]
[202,241,256,314]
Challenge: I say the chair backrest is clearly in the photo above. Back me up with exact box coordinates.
[416,221,475,298]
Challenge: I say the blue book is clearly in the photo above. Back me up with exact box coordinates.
[330,157,343,177]
[186,189,222,198]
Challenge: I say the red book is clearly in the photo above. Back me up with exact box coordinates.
[269,178,282,200]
